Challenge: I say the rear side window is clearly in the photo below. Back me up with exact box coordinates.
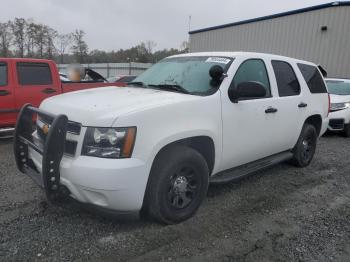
[232,59,271,98]
[297,63,327,93]
[272,60,300,97]
[17,63,52,85]
[0,63,7,86]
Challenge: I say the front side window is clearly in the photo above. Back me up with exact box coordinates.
[17,62,52,85]
[298,63,327,93]
[133,56,233,95]
[272,60,300,97]
[326,80,350,95]
[231,59,271,98]
[0,63,7,86]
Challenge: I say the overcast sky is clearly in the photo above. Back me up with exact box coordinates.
[2,0,332,51]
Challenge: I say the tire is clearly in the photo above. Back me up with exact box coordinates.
[145,145,209,224]
[291,124,317,167]
[343,124,350,137]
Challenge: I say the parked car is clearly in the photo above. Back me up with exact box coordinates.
[325,78,350,136]
[0,58,123,135]
[14,52,329,224]
[107,75,137,86]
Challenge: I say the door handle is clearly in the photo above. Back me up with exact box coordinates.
[0,90,10,96]
[265,107,278,114]
[298,102,308,108]
[41,88,57,94]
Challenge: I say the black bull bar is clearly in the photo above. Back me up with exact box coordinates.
[14,103,68,201]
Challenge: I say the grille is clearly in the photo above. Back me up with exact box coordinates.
[38,113,81,135]
[36,121,78,157]
[329,119,345,130]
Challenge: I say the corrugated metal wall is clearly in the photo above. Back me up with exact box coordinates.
[189,6,350,78]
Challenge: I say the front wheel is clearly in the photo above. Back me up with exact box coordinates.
[145,146,209,224]
[291,124,317,167]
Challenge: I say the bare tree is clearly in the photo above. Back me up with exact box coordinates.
[11,18,27,57]
[180,41,189,52]
[71,29,88,63]
[46,27,58,59]
[145,40,157,54]
[25,20,37,57]
[56,33,73,63]
[0,21,13,57]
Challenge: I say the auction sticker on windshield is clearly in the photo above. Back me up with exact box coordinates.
[205,57,231,64]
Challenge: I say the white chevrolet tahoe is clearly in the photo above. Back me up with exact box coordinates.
[325,78,350,136]
[14,52,329,224]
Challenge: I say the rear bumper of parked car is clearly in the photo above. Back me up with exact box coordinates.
[328,109,350,131]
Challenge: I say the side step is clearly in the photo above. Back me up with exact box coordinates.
[210,151,293,184]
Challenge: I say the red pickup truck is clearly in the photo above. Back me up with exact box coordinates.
[0,58,122,136]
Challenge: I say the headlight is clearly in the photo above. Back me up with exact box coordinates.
[330,102,350,112]
[82,127,136,159]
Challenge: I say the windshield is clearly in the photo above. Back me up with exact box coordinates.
[132,56,233,95]
[326,80,350,95]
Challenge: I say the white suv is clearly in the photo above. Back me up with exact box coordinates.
[14,52,329,224]
[325,78,350,136]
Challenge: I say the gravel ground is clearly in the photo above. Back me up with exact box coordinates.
[1,135,350,262]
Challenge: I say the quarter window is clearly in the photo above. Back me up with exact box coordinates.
[0,63,7,86]
[272,60,300,97]
[17,63,52,85]
[231,59,271,98]
[297,63,327,93]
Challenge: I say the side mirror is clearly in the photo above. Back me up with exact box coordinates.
[228,81,267,103]
[209,65,224,81]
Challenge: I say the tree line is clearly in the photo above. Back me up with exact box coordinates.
[0,18,188,64]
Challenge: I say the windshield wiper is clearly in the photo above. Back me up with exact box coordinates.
[148,84,190,94]
[127,81,148,87]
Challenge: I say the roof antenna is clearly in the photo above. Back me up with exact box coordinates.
[188,15,192,32]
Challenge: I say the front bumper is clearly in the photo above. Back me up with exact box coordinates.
[328,109,350,131]
[14,104,149,213]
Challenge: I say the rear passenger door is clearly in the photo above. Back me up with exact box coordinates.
[0,61,16,127]
[269,60,306,149]
[14,62,61,110]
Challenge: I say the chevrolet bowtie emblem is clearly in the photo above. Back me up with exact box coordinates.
[42,124,50,135]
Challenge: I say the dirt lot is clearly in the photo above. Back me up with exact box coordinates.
[1,135,350,262]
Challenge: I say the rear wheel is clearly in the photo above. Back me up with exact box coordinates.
[291,124,317,167]
[145,146,209,224]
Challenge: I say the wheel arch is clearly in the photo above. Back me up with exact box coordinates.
[152,136,216,175]
[141,136,216,213]
[304,114,322,136]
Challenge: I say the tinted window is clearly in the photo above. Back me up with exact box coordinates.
[17,63,52,85]
[297,63,327,93]
[272,60,300,97]
[231,59,271,98]
[0,63,7,86]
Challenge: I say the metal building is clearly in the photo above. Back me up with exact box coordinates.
[189,2,350,78]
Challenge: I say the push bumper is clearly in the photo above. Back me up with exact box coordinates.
[14,104,149,212]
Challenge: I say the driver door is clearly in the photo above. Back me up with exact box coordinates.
[220,58,281,170]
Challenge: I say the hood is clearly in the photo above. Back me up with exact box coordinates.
[40,86,196,126]
[329,94,350,103]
